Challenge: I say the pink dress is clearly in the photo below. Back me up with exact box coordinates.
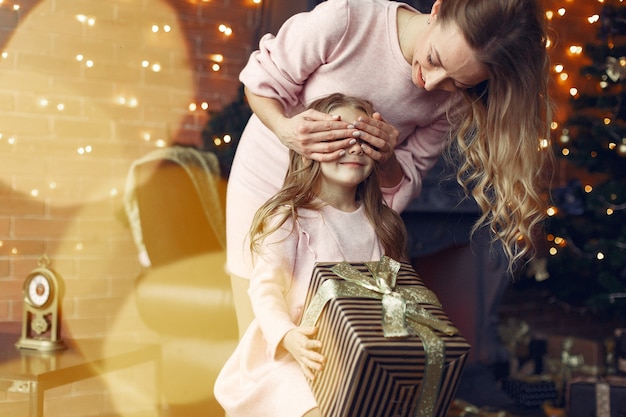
[214,204,384,417]
[227,0,455,278]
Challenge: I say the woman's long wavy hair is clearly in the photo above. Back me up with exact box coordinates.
[249,93,408,261]
[439,0,555,272]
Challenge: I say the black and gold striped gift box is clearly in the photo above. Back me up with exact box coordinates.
[301,261,471,417]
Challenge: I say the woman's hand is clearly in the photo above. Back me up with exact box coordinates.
[350,112,399,163]
[276,109,357,162]
[281,326,325,380]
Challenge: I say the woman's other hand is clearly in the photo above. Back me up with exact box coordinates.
[350,112,398,163]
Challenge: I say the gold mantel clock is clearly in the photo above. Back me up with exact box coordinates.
[16,256,66,351]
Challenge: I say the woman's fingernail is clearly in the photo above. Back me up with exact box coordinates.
[349,139,357,145]
[352,131,361,138]
[339,150,346,156]
[347,124,354,129]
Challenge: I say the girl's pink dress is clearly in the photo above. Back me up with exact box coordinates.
[226,0,455,278]
[215,204,384,417]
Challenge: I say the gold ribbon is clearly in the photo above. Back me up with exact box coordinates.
[300,256,459,417]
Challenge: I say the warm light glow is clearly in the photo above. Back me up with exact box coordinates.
[588,15,600,24]
[219,24,233,36]
[554,237,565,245]
[558,8,566,16]
[604,117,611,125]
[546,10,554,20]
[224,134,232,143]
[211,63,221,71]
[210,54,224,62]
[201,102,209,110]
[189,103,197,111]
[607,208,614,215]
[609,142,616,150]
[584,185,593,193]
[562,148,570,156]
[547,206,557,216]
[569,45,583,54]
[77,146,93,155]
[554,64,564,73]
[75,14,95,25]
[597,252,605,260]
[213,137,222,146]
[560,73,569,81]
[551,121,559,130]
[569,87,578,96]
[151,63,161,72]
[540,138,549,149]
[549,247,558,255]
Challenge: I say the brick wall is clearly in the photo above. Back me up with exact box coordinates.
[0,0,258,335]
[0,1,263,415]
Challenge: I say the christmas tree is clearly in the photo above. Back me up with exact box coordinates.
[201,86,251,179]
[542,0,626,319]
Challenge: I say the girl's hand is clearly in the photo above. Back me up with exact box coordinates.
[282,326,325,380]
[277,109,357,162]
[350,112,399,163]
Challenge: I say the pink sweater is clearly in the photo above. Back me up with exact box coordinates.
[215,205,384,417]
[227,0,452,276]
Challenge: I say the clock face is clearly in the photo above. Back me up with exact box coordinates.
[26,273,52,308]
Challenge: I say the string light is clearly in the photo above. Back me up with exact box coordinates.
[218,24,233,36]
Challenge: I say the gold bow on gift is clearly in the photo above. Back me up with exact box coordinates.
[300,256,459,417]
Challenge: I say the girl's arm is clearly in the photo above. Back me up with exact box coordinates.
[248,216,324,376]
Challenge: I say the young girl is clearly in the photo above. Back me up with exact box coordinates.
[214,93,408,417]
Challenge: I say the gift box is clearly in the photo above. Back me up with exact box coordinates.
[567,376,626,417]
[501,376,558,408]
[300,257,471,417]
[543,334,606,376]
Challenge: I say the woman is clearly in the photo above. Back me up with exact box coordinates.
[227,0,552,335]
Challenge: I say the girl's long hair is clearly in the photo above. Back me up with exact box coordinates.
[439,0,555,272]
[250,93,408,261]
